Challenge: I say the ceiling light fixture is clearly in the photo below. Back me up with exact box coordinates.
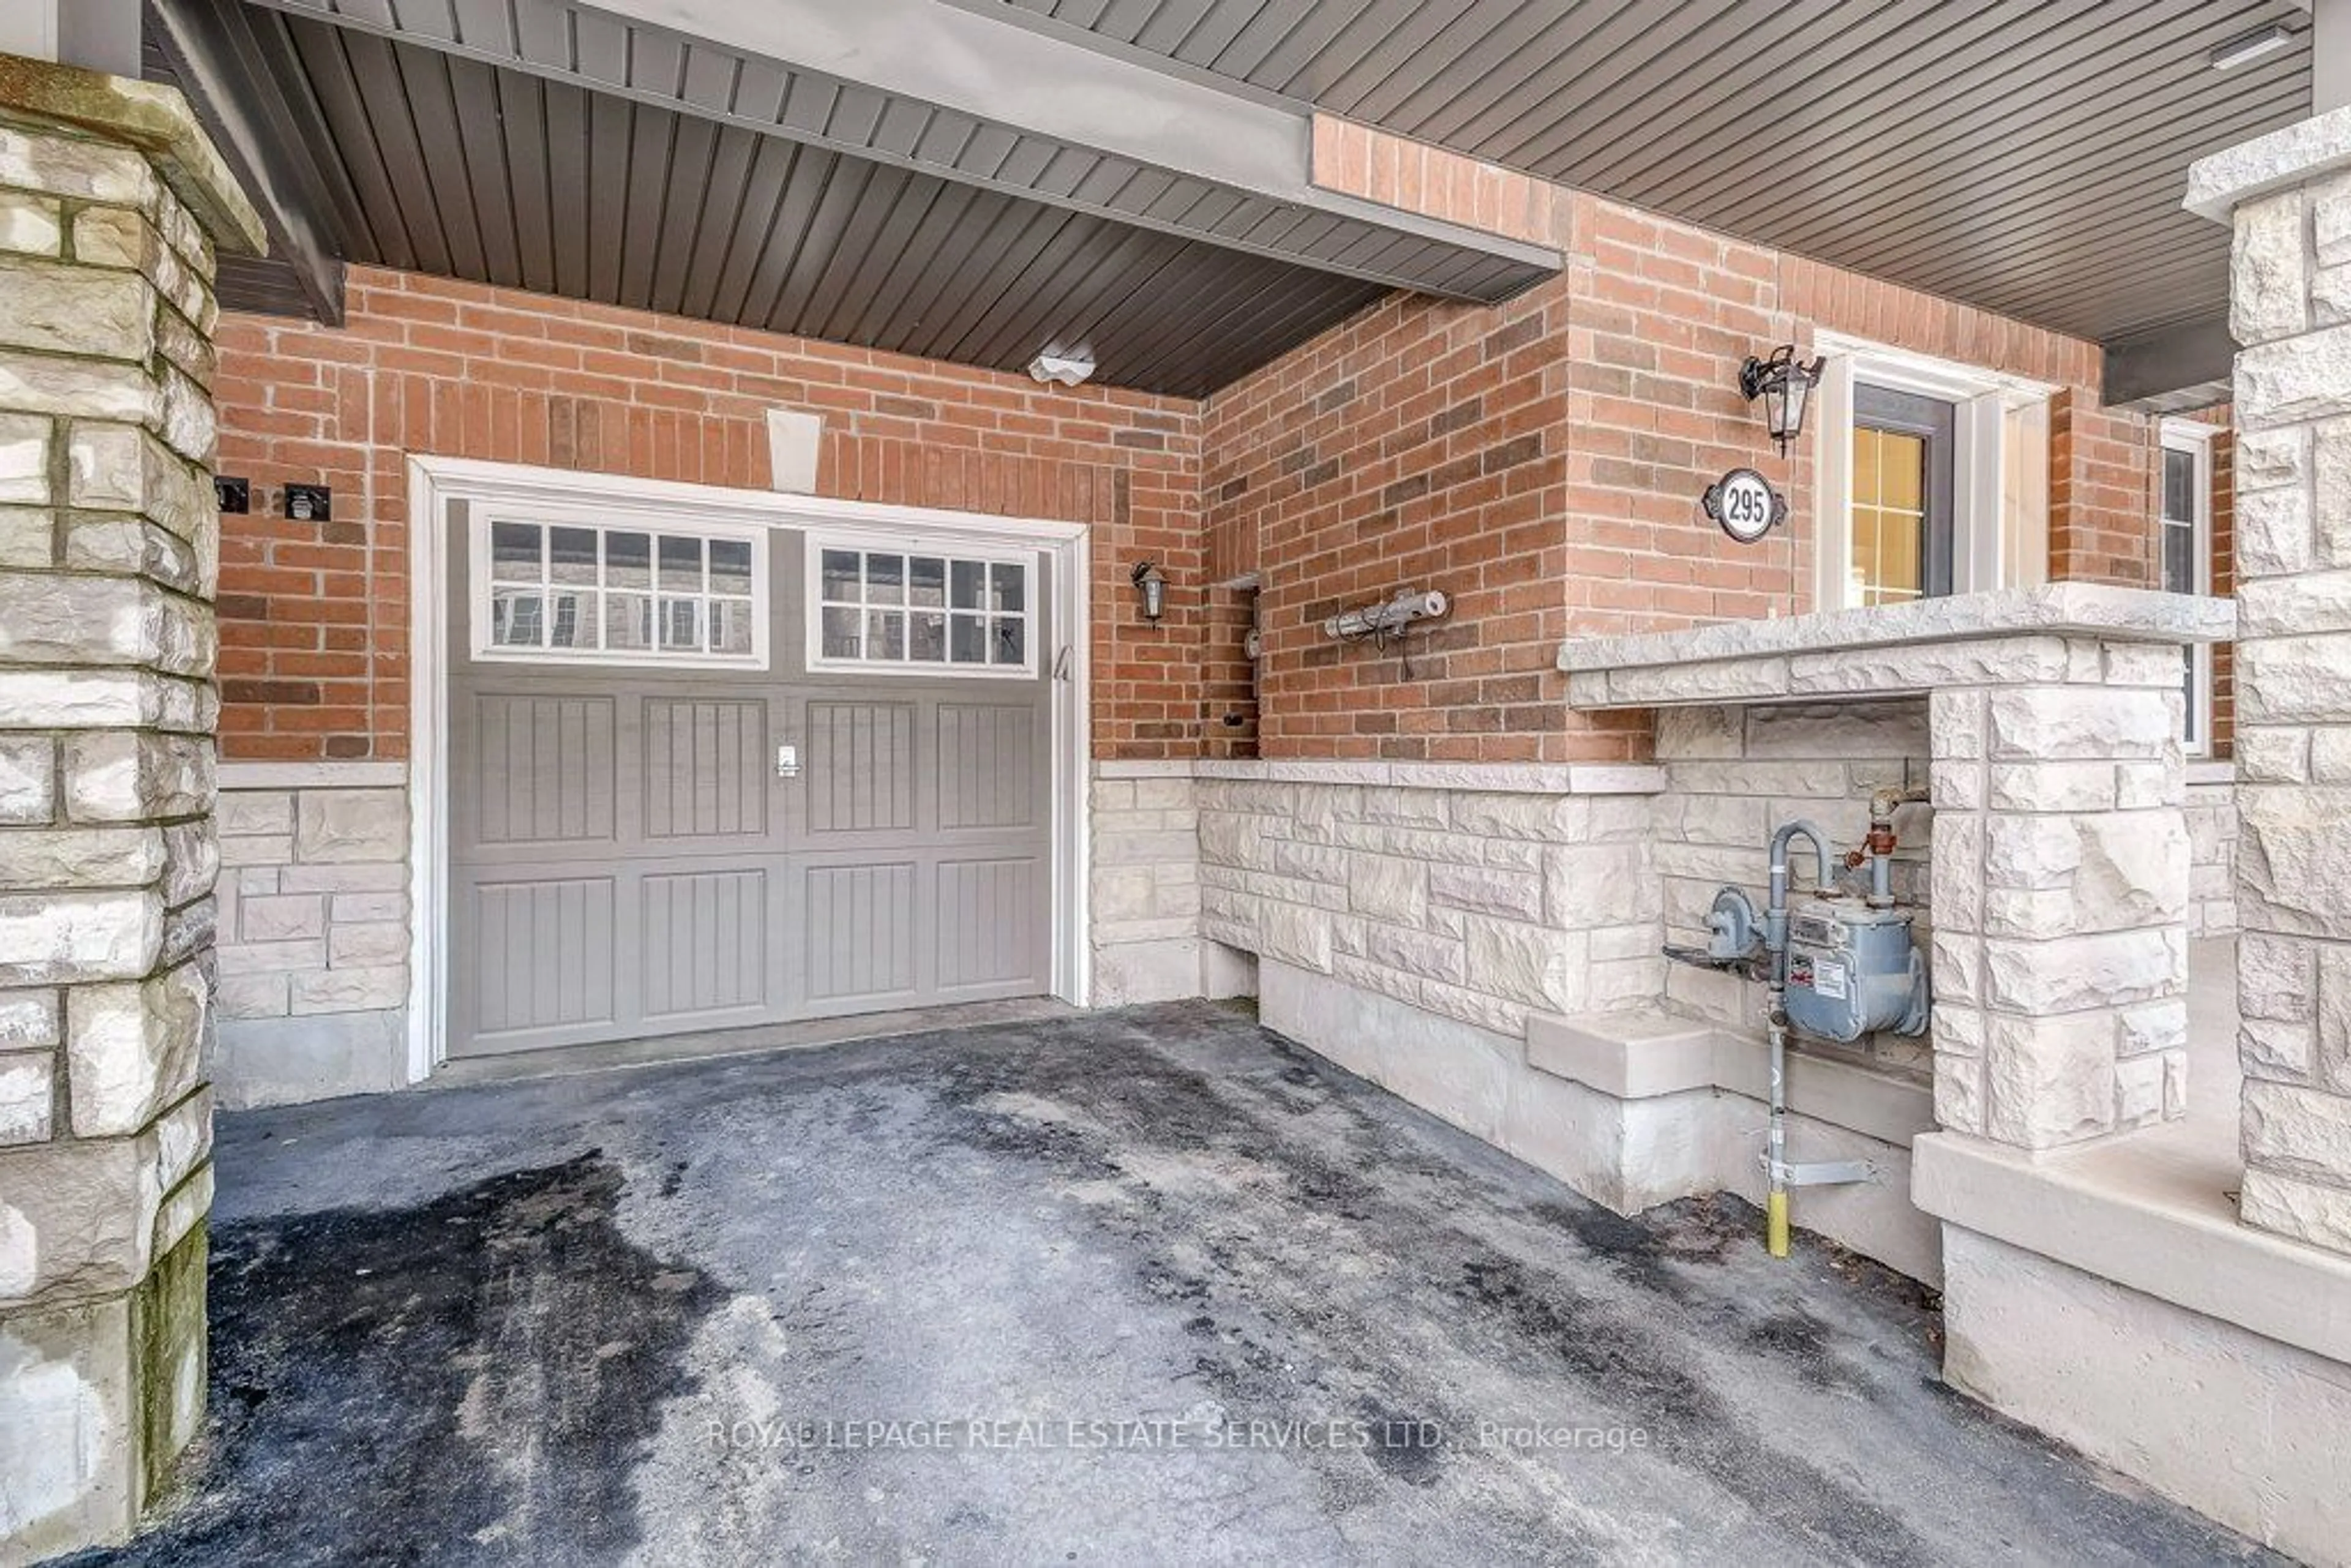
[1028,351,1096,387]
[2210,24,2290,69]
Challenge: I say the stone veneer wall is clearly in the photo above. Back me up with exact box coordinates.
[1652,700,1934,1079]
[2185,774,2239,939]
[2210,110,2351,1253]
[212,767,408,1106]
[1088,765,1209,1007]
[1194,768,1661,1038]
[0,65,261,1561]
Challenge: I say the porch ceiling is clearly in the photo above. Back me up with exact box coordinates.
[155,2,1401,397]
[156,0,2316,402]
[1000,0,2314,371]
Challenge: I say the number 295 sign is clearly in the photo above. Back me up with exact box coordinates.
[1702,468,1788,544]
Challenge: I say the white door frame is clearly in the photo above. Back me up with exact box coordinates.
[404,455,1095,1082]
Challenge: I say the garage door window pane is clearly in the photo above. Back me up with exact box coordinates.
[911,611,948,662]
[822,550,861,601]
[709,538,754,596]
[492,523,542,582]
[822,605,861,659]
[605,592,652,650]
[991,563,1024,613]
[910,557,947,608]
[992,616,1024,666]
[951,560,985,610]
[659,536,703,592]
[709,599,755,656]
[491,587,543,646]
[548,591,591,648]
[604,530,651,589]
[950,614,986,665]
[550,527,598,585]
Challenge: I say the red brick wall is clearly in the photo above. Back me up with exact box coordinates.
[2208,418,2236,758]
[212,266,1203,762]
[2052,389,2159,586]
[1203,190,2167,763]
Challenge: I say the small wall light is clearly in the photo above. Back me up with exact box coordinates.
[1130,560,1168,622]
[1738,344,1826,458]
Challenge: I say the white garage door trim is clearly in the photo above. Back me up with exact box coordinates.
[405,455,1094,1084]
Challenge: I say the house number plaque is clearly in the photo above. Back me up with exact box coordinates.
[1703,468,1787,544]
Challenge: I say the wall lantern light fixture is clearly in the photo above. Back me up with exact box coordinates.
[1738,344,1826,458]
[1130,560,1168,622]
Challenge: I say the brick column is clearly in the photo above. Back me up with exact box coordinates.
[1927,666,2191,1149]
[0,60,263,1559]
[2189,107,2351,1255]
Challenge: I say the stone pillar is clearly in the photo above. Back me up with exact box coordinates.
[2188,107,2351,1255]
[1927,665,2191,1150]
[0,60,262,1561]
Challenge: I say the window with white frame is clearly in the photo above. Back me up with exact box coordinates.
[1814,335,2052,613]
[2159,419,2214,753]
[475,517,765,666]
[811,542,1033,673]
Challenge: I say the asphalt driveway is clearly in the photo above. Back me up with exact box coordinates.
[84,1002,2270,1565]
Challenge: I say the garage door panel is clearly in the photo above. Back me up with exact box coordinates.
[937,856,1043,988]
[805,860,919,1002]
[469,874,619,1036]
[470,693,617,846]
[804,700,917,834]
[642,697,770,840]
[640,865,776,1019]
[936,703,1040,830]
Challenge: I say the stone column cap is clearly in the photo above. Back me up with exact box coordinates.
[0,54,264,254]
[2184,102,2351,224]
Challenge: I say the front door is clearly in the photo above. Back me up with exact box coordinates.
[443,503,1053,1059]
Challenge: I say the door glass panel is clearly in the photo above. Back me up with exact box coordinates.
[2162,448,2197,523]
[1850,426,1929,607]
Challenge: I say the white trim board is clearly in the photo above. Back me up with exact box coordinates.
[1809,330,2058,613]
[404,456,1094,1086]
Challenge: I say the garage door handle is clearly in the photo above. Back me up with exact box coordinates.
[776,743,801,779]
